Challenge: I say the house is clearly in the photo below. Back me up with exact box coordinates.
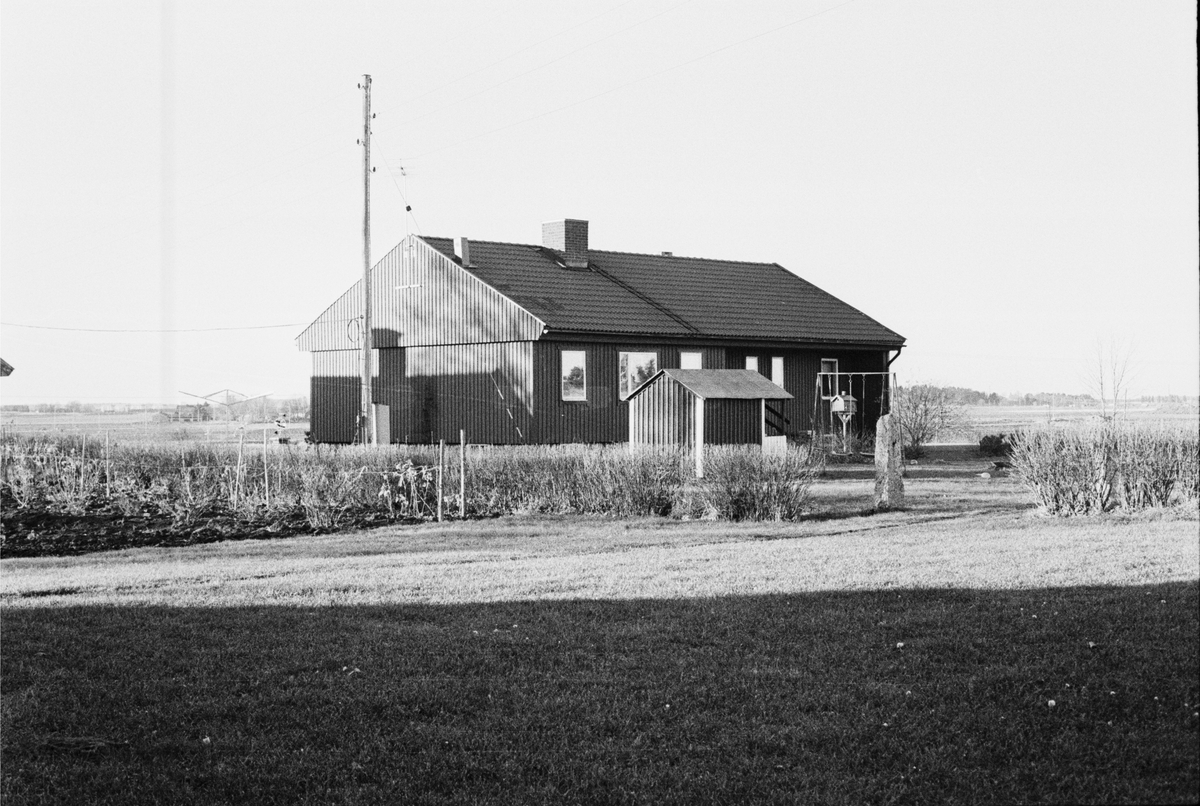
[296,219,904,444]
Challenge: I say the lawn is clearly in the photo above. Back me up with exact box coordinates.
[2,475,1198,804]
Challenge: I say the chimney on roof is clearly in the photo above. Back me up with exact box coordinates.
[542,219,589,268]
[455,236,471,267]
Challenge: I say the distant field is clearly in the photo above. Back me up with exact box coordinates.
[952,404,1198,442]
[3,405,1196,449]
[0,412,310,446]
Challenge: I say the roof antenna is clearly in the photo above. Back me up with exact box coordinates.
[400,163,410,241]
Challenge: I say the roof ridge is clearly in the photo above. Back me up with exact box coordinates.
[423,236,781,267]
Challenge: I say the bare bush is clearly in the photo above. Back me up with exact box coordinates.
[893,384,968,456]
[1011,422,1197,515]
[680,446,820,521]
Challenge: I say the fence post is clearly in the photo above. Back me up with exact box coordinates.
[104,431,111,499]
[437,439,445,522]
[263,426,270,508]
[234,430,244,510]
[459,430,466,519]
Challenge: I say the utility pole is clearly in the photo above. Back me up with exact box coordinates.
[359,74,374,445]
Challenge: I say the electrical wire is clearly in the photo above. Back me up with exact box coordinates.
[371,135,423,237]
[1,322,307,333]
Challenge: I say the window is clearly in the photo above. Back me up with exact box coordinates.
[745,356,759,373]
[680,351,702,370]
[561,351,586,401]
[820,358,838,399]
[771,356,785,388]
[619,351,658,399]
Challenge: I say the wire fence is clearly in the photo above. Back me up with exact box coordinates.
[1,433,823,544]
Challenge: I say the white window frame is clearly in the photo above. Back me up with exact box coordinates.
[619,351,658,400]
[820,358,839,399]
[680,351,703,370]
[771,356,785,388]
[561,350,587,402]
[745,356,759,373]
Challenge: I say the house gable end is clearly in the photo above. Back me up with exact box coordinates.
[296,237,545,352]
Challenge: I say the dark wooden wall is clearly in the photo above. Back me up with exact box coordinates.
[314,340,889,445]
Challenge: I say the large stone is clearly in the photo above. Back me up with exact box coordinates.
[874,413,905,510]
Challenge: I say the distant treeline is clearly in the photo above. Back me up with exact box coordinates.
[919,388,1197,408]
[933,387,1096,407]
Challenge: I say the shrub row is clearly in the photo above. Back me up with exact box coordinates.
[1010,422,1199,515]
[0,436,821,531]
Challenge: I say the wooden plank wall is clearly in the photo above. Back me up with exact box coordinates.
[534,342,726,444]
[310,349,361,443]
[705,399,761,445]
[629,376,695,447]
[378,342,534,445]
[297,237,543,352]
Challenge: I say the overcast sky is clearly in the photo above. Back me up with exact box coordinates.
[1,0,1196,405]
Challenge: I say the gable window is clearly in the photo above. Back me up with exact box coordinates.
[680,351,702,370]
[745,356,759,373]
[561,350,587,401]
[771,356,785,388]
[820,358,838,399]
[619,351,657,399]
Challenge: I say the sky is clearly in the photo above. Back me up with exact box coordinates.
[1,0,1196,405]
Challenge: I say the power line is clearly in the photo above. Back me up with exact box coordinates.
[371,135,423,237]
[1,322,307,333]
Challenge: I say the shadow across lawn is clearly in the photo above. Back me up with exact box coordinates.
[3,583,1198,806]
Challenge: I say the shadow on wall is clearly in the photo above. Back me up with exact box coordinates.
[312,331,534,444]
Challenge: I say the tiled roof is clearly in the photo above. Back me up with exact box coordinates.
[421,237,904,346]
[632,369,794,400]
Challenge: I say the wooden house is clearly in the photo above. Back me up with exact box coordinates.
[296,219,904,444]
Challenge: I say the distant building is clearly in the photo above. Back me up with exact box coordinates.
[297,219,904,444]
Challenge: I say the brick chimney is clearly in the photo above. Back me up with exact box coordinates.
[542,219,589,268]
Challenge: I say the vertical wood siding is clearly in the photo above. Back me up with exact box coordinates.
[297,237,543,352]
[705,399,762,445]
[311,350,361,443]
[726,347,887,437]
[377,342,533,444]
[534,341,725,443]
[629,376,695,447]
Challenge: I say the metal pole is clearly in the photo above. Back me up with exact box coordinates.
[459,430,466,518]
[360,74,374,444]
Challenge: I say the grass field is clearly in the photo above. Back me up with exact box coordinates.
[961,403,1199,441]
[3,473,1198,804]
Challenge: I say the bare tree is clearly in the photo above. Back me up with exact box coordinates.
[893,384,968,455]
[1085,338,1137,419]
